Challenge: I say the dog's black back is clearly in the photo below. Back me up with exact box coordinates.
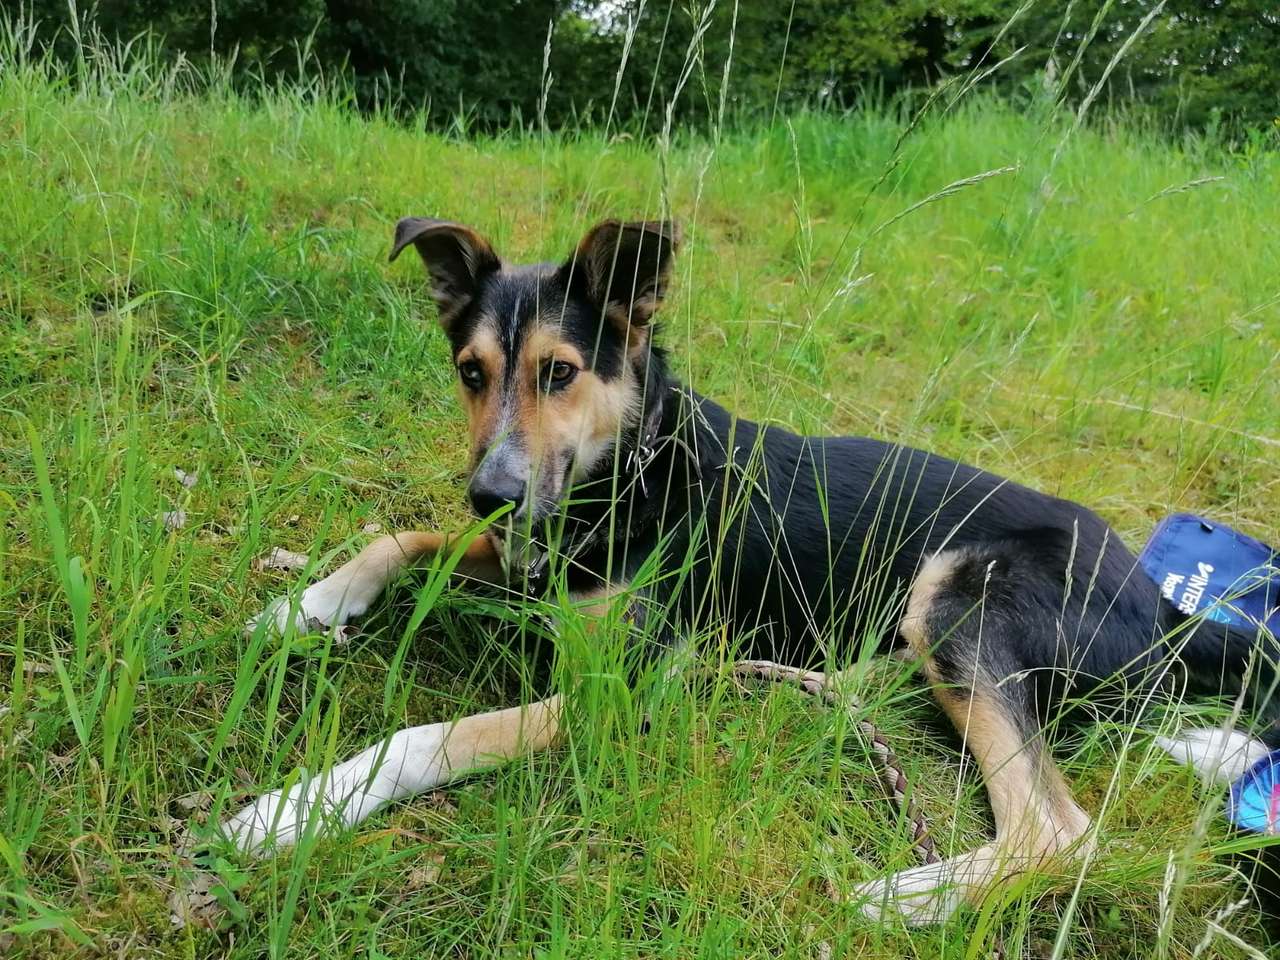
[561,356,1272,735]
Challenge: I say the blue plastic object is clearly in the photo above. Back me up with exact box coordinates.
[1139,513,1280,634]
[1228,749,1280,835]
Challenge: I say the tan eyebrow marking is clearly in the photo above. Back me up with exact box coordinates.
[522,327,585,370]
[457,329,503,371]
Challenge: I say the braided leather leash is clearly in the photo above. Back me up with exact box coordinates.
[731,659,940,867]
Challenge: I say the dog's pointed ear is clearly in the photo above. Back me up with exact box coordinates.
[564,220,680,333]
[389,217,500,328]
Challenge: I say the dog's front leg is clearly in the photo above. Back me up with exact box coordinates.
[225,580,627,853]
[222,695,562,853]
[248,530,505,635]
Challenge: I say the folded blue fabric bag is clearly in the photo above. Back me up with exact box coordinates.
[1139,513,1280,634]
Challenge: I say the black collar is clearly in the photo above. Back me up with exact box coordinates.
[520,384,698,583]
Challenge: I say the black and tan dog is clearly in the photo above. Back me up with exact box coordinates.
[225,217,1277,923]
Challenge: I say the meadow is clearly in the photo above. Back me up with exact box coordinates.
[2,22,1280,960]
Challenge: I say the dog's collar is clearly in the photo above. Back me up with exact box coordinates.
[522,386,694,583]
[623,393,670,496]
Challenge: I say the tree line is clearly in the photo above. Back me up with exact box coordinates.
[21,0,1280,135]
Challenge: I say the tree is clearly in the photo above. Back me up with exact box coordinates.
[26,0,566,126]
[16,0,1280,133]
[551,0,962,132]
[950,0,1280,133]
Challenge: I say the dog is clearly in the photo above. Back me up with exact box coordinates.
[222,217,1277,924]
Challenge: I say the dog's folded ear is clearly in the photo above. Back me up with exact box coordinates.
[564,220,680,334]
[389,218,500,328]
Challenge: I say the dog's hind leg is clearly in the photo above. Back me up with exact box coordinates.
[857,550,1093,925]
[248,530,506,635]
[222,695,562,853]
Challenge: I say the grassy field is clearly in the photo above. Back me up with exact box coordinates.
[3,23,1280,960]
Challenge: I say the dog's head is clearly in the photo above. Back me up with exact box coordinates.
[390,217,679,526]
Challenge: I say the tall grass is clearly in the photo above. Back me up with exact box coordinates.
[1,12,1279,959]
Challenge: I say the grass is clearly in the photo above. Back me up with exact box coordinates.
[2,19,1280,959]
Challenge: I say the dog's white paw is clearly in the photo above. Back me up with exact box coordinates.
[1154,727,1271,785]
[219,721,455,854]
[245,579,370,637]
[855,859,969,926]
[220,778,315,853]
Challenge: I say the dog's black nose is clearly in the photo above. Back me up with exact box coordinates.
[468,478,526,518]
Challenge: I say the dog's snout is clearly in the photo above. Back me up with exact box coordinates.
[468,476,526,518]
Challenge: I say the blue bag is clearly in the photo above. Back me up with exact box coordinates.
[1228,748,1280,835]
[1139,513,1280,634]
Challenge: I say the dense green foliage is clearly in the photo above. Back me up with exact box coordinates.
[23,0,565,123]
[19,0,1280,133]
[967,0,1280,131]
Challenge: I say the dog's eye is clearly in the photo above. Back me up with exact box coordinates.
[543,360,577,391]
[457,360,484,390]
